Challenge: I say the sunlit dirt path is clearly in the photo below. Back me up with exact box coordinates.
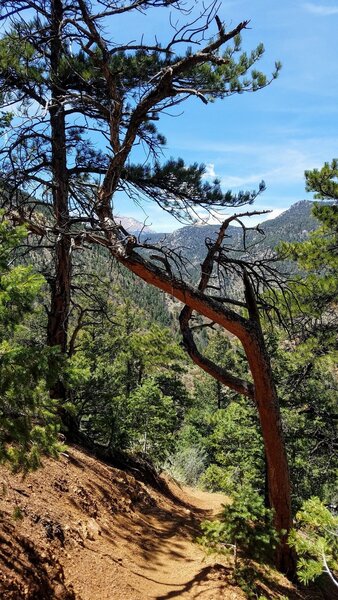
[62,472,242,600]
[0,447,321,599]
[105,484,242,600]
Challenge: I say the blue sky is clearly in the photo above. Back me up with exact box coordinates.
[112,0,338,231]
[1,2,336,232]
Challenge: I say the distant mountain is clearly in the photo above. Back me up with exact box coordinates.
[115,216,153,234]
[143,200,318,267]
[252,200,319,246]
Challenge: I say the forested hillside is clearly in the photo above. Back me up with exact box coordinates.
[0,0,337,597]
[146,200,318,269]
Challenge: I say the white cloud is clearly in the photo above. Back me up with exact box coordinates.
[303,3,338,15]
[193,207,229,225]
[206,140,337,190]
[230,208,286,228]
[221,174,264,188]
[219,148,310,190]
[202,163,216,180]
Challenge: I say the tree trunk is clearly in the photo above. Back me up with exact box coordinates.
[47,238,71,355]
[48,0,71,401]
[243,326,296,576]
[48,0,70,354]
[216,380,222,410]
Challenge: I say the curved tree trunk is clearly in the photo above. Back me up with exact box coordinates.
[109,248,297,578]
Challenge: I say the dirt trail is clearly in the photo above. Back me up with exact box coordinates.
[0,447,321,600]
[60,459,240,600]
[100,484,238,600]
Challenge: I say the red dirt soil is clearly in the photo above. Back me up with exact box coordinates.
[0,446,326,599]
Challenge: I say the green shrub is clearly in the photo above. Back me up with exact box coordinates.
[289,497,338,585]
[199,463,232,493]
[164,445,207,486]
[198,484,279,567]
[0,217,62,471]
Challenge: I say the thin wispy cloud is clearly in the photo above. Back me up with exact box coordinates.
[172,136,337,191]
[219,147,320,189]
[231,208,287,228]
[193,206,287,229]
[221,174,264,188]
[303,3,338,15]
[262,208,285,220]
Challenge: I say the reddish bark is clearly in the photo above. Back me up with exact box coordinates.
[109,248,296,577]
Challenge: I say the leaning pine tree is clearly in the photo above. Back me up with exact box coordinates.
[0,0,296,575]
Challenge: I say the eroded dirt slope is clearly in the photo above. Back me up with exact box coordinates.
[0,447,325,599]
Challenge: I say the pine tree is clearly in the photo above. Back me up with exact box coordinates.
[67,294,188,456]
[0,217,61,470]
[281,159,338,322]
[276,160,338,510]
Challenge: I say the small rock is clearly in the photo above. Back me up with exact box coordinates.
[82,518,101,541]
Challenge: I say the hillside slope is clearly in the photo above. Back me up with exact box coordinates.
[145,201,318,267]
[0,447,327,600]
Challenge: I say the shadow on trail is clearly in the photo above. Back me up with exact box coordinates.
[64,446,211,571]
[116,504,201,569]
[153,564,232,599]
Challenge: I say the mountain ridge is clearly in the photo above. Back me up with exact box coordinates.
[137,200,318,266]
